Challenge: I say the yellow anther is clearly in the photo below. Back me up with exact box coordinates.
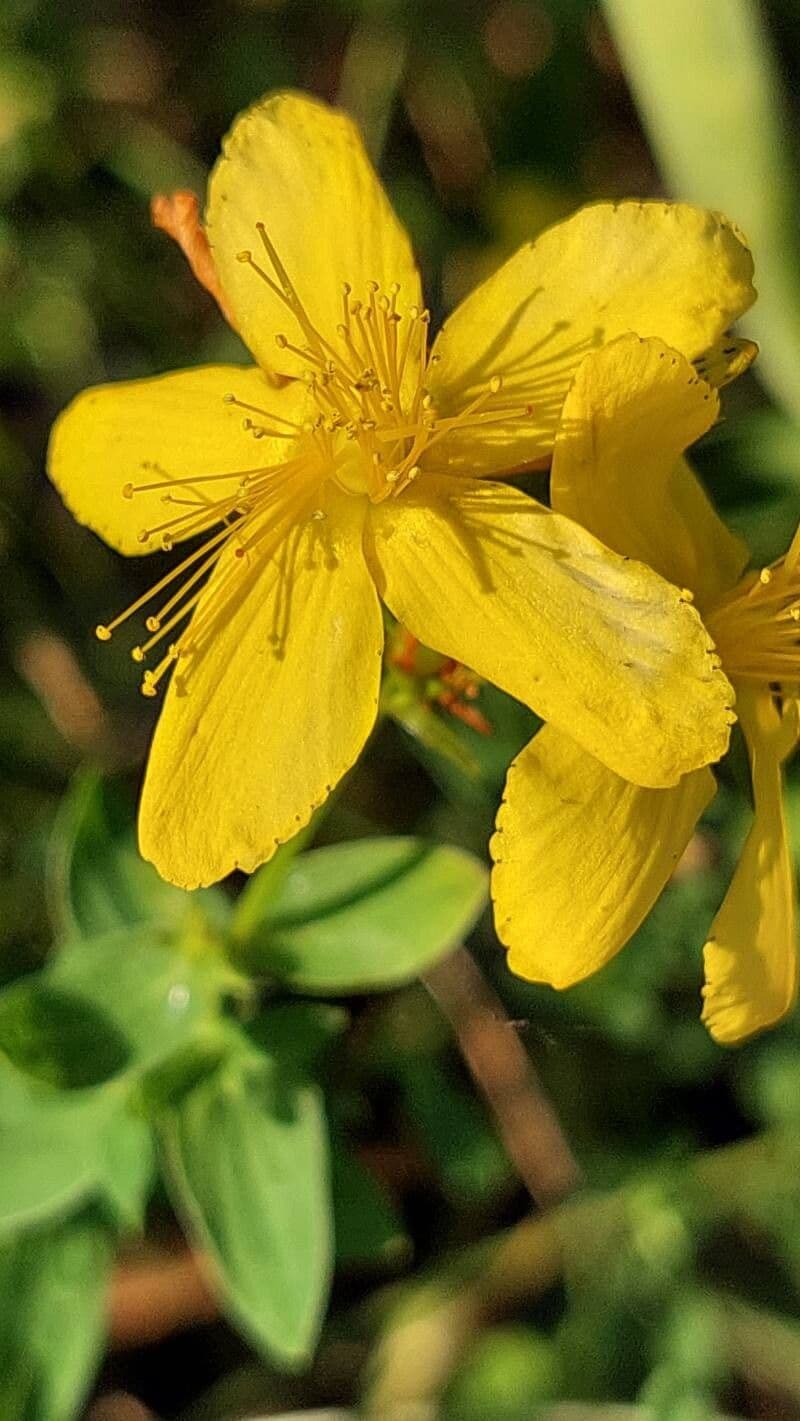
[131,646,145,663]
[122,483,134,500]
[95,624,111,642]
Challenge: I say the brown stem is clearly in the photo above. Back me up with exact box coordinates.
[423,946,582,1209]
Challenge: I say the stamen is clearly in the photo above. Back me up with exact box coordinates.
[708,532,800,688]
[101,247,545,694]
[222,393,302,431]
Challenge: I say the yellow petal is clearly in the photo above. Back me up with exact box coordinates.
[366,475,734,788]
[206,91,422,380]
[47,366,310,556]
[139,488,383,888]
[550,335,750,609]
[427,202,754,477]
[693,335,758,390]
[492,725,714,987]
[702,689,799,1045]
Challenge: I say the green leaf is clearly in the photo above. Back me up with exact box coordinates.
[0,1023,154,1233]
[48,770,228,940]
[0,978,131,1089]
[47,924,230,1077]
[0,1210,113,1421]
[97,1107,155,1233]
[603,0,800,422]
[242,838,488,994]
[0,1069,103,1232]
[0,1062,154,1235]
[331,1138,408,1268]
[231,820,320,944]
[161,1017,333,1367]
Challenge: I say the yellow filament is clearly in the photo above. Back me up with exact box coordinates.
[708,539,800,687]
[100,223,536,698]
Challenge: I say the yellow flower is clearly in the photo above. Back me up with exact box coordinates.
[48,92,754,889]
[492,333,799,1045]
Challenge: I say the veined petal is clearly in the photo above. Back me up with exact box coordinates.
[428,202,754,477]
[702,689,799,1045]
[139,488,383,888]
[550,335,750,610]
[366,475,734,788]
[206,91,422,380]
[492,725,714,987]
[47,366,310,557]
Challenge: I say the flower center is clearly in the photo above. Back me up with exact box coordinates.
[233,221,532,503]
[707,528,800,689]
[96,225,533,698]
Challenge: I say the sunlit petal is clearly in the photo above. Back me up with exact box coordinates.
[702,688,799,1044]
[492,724,714,986]
[139,488,383,888]
[550,335,750,608]
[207,91,422,380]
[47,366,310,556]
[366,475,734,788]
[428,202,754,477]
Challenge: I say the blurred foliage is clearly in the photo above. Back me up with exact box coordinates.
[3,0,800,1418]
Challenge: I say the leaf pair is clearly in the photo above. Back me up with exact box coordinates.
[0,770,489,1416]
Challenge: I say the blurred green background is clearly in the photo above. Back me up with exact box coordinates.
[4,0,800,1418]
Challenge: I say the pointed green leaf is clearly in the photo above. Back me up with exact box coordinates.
[242,838,488,994]
[97,1108,155,1233]
[0,1064,153,1235]
[0,1070,102,1232]
[161,1021,333,1367]
[0,979,131,1089]
[0,1210,113,1421]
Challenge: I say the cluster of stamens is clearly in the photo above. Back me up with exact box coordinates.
[707,526,800,691]
[235,221,532,500]
[95,220,533,697]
